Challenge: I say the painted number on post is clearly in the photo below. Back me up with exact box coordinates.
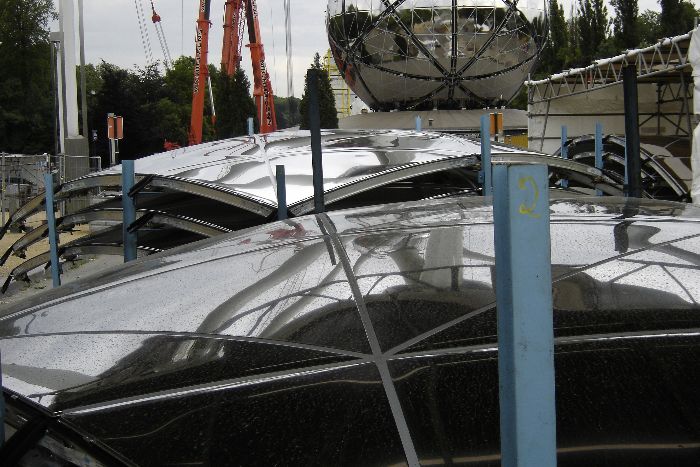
[518,175,541,219]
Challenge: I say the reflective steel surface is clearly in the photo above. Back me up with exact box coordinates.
[1,130,548,290]
[327,0,546,109]
[2,195,700,465]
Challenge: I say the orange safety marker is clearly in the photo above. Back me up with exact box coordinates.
[107,115,124,140]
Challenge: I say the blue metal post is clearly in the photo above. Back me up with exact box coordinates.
[493,164,557,467]
[276,165,288,220]
[595,122,603,196]
[480,114,493,196]
[1,351,4,448]
[43,173,61,287]
[121,159,137,262]
[560,125,568,188]
[248,117,254,136]
[309,70,325,213]
[415,115,422,131]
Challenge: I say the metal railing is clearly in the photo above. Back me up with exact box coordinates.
[0,153,102,225]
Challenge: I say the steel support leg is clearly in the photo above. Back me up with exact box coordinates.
[560,125,568,188]
[480,114,493,196]
[122,159,137,262]
[622,65,641,198]
[248,117,254,136]
[493,163,556,467]
[43,173,61,287]
[309,70,324,214]
[276,165,288,220]
[415,115,422,131]
[595,122,603,196]
[0,351,3,448]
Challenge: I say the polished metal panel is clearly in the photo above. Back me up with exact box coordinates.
[0,236,370,354]
[327,0,546,109]
[2,195,700,463]
[555,134,690,201]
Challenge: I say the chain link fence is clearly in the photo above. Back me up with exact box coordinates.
[0,153,102,227]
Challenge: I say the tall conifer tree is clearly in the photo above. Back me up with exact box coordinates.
[299,53,339,130]
[610,0,639,48]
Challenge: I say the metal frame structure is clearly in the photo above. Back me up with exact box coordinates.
[0,129,610,292]
[526,31,695,152]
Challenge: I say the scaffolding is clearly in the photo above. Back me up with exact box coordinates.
[525,31,695,153]
[324,50,354,118]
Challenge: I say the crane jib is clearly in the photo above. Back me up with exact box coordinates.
[190,0,277,145]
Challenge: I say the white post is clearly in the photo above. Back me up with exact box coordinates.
[58,0,80,140]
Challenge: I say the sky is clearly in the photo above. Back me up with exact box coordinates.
[60,0,666,98]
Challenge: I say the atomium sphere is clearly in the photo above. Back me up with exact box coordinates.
[326,0,546,110]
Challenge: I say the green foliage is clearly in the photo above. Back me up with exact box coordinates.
[214,68,257,138]
[274,95,301,129]
[509,86,528,110]
[0,0,56,154]
[574,0,609,65]
[660,0,698,37]
[299,53,339,130]
[611,0,639,48]
[539,0,569,75]
[637,10,662,46]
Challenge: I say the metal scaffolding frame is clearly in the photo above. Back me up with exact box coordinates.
[525,31,695,152]
[526,32,693,102]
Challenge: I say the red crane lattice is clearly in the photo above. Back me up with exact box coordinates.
[189,0,277,146]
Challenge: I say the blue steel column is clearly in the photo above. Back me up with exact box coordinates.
[309,70,324,213]
[43,173,61,287]
[122,160,137,262]
[248,117,254,136]
[0,351,4,448]
[493,163,557,467]
[560,125,568,188]
[480,115,493,196]
[276,165,288,220]
[595,122,603,196]
[415,115,422,131]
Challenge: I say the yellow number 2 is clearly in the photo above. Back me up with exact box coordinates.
[518,175,541,219]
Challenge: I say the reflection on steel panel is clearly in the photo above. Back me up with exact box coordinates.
[555,134,690,201]
[0,130,677,291]
[326,0,546,109]
[1,196,700,464]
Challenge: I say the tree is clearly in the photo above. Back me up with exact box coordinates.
[660,0,699,37]
[541,0,570,74]
[214,68,257,138]
[637,10,662,46]
[575,0,609,65]
[0,0,56,154]
[274,95,301,129]
[299,53,338,130]
[610,0,639,48]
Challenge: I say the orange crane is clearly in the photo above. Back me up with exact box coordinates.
[189,0,277,146]
[189,0,212,146]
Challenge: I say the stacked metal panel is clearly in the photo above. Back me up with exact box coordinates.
[0,129,639,290]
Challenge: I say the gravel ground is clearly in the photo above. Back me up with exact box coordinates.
[0,212,122,311]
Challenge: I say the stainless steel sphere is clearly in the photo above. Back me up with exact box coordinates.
[327,0,546,110]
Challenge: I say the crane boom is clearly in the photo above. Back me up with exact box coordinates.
[190,0,277,146]
[151,1,173,69]
[221,0,244,76]
[244,0,277,134]
[189,0,211,146]
[220,0,277,134]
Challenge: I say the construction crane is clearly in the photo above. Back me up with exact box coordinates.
[133,0,154,66]
[189,0,277,146]
[189,0,212,146]
[150,1,173,69]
